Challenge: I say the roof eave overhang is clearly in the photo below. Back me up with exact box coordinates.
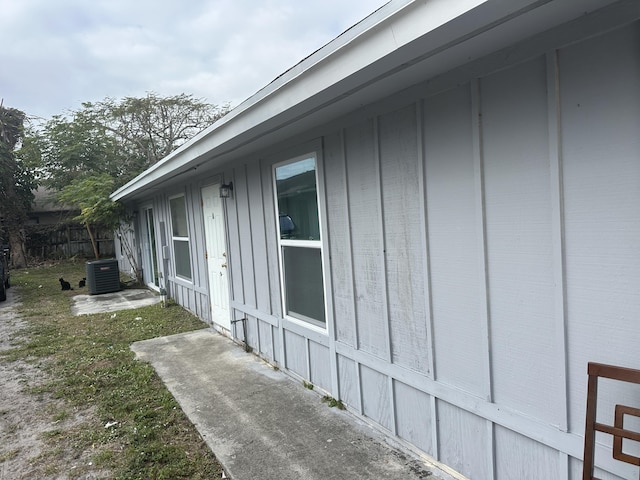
[111,0,626,202]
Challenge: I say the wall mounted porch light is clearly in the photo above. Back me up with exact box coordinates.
[220,182,234,199]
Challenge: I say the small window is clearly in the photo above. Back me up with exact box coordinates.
[169,195,192,280]
[275,154,326,327]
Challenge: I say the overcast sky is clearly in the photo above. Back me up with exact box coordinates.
[1,0,389,121]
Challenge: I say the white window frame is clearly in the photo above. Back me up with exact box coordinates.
[273,152,328,331]
[169,193,193,282]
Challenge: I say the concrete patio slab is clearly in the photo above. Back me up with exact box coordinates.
[71,288,161,316]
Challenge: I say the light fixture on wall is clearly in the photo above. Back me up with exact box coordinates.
[220,182,234,199]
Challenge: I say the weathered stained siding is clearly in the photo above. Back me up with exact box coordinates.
[345,120,389,360]
[324,132,356,347]
[379,105,429,373]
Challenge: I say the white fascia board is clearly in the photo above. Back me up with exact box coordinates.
[111,0,493,202]
[111,0,608,202]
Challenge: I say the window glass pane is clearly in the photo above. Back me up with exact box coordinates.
[173,239,192,279]
[276,158,320,240]
[170,196,188,237]
[282,246,325,325]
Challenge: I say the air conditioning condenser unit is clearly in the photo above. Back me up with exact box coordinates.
[86,259,121,295]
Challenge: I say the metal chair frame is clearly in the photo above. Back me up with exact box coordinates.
[583,362,640,480]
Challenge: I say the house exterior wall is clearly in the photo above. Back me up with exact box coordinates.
[119,18,640,480]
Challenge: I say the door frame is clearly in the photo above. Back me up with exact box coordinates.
[201,182,231,331]
[140,205,160,291]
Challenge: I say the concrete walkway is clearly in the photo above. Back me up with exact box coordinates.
[131,329,453,480]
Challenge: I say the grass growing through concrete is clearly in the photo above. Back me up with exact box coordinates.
[1,260,223,479]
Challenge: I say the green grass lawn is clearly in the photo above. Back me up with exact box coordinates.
[1,260,223,479]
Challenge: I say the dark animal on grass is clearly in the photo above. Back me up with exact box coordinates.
[79,277,86,288]
[59,278,73,291]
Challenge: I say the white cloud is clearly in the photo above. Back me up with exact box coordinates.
[0,0,388,120]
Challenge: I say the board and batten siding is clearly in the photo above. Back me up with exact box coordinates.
[223,22,640,480]
[163,184,212,324]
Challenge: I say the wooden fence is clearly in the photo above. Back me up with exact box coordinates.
[25,223,115,260]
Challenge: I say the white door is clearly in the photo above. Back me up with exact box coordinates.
[201,184,230,330]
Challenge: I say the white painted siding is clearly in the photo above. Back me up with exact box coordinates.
[124,16,640,480]
[337,355,360,410]
[561,23,640,435]
[482,56,558,424]
[437,401,491,479]
[234,166,257,310]
[360,364,393,431]
[394,380,434,455]
[424,84,488,396]
[217,20,640,480]
[494,427,561,479]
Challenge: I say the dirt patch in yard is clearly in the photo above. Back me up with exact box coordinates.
[0,288,111,480]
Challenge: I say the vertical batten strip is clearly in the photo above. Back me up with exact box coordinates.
[417,100,436,378]
[374,116,393,364]
[242,164,257,349]
[238,165,248,305]
[389,377,398,436]
[471,78,496,479]
[269,160,288,368]
[356,361,364,415]
[258,159,273,316]
[430,397,439,460]
[255,317,262,355]
[230,166,246,343]
[546,49,570,480]
[305,337,312,381]
[317,137,341,397]
[342,129,359,351]
[417,99,439,457]
[471,79,493,401]
[245,164,258,311]
[375,115,395,433]
[258,159,278,364]
[342,128,363,410]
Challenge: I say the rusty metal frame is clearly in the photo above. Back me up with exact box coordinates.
[583,362,640,480]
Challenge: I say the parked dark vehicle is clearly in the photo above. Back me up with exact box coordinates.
[0,243,9,302]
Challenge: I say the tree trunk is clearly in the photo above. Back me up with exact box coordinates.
[8,225,27,269]
[85,223,100,259]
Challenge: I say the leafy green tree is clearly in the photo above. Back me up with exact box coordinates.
[0,105,36,268]
[29,93,229,268]
[57,174,124,260]
[36,113,121,190]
